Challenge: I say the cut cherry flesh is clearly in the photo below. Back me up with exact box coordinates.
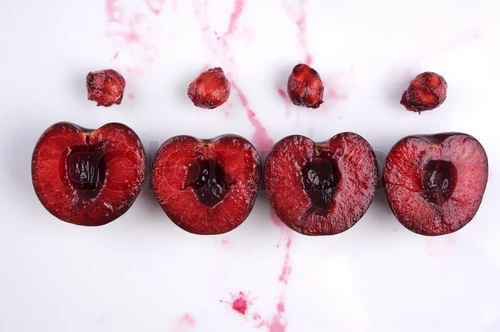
[265,133,378,235]
[383,133,488,236]
[152,135,260,235]
[32,122,146,226]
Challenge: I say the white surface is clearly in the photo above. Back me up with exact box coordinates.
[1,0,500,331]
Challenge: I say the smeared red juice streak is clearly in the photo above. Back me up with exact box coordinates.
[145,0,167,16]
[278,237,292,284]
[232,82,274,152]
[221,0,245,39]
[284,0,312,65]
[259,212,293,331]
[112,52,119,59]
[268,300,287,332]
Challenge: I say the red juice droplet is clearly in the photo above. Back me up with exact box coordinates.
[232,293,248,315]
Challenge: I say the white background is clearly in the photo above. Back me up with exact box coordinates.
[1,0,499,331]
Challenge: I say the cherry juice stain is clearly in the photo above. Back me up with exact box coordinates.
[232,292,249,315]
[145,0,167,16]
[221,0,245,40]
[232,82,274,152]
[221,292,251,315]
[105,0,161,66]
[284,0,312,65]
[278,237,292,284]
[193,0,274,153]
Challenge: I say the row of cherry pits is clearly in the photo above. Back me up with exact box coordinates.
[86,64,448,112]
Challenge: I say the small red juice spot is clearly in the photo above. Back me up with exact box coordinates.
[232,293,248,315]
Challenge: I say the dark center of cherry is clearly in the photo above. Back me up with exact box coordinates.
[302,157,340,212]
[422,160,457,205]
[66,145,107,193]
[187,159,230,207]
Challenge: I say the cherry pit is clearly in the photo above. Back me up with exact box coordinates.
[31,64,487,237]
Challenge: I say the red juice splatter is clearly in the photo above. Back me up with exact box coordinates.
[221,292,251,316]
[128,92,135,99]
[112,52,119,59]
[232,292,249,315]
[145,0,167,16]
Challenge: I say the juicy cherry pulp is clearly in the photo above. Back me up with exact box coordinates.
[185,159,230,207]
[32,122,146,226]
[151,135,260,235]
[265,133,378,236]
[422,160,457,205]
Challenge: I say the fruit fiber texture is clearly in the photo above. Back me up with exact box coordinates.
[384,133,488,236]
[187,67,231,109]
[287,64,324,109]
[32,122,146,226]
[401,72,447,113]
[86,69,126,107]
[152,135,260,235]
[265,133,378,235]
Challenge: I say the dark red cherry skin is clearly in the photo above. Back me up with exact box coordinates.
[287,64,324,109]
[187,67,231,109]
[265,133,378,236]
[151,135,260,235]
[86,69,126,107]
[32,122,146,226]
[400,72,447,113]
[383,133,488,236]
